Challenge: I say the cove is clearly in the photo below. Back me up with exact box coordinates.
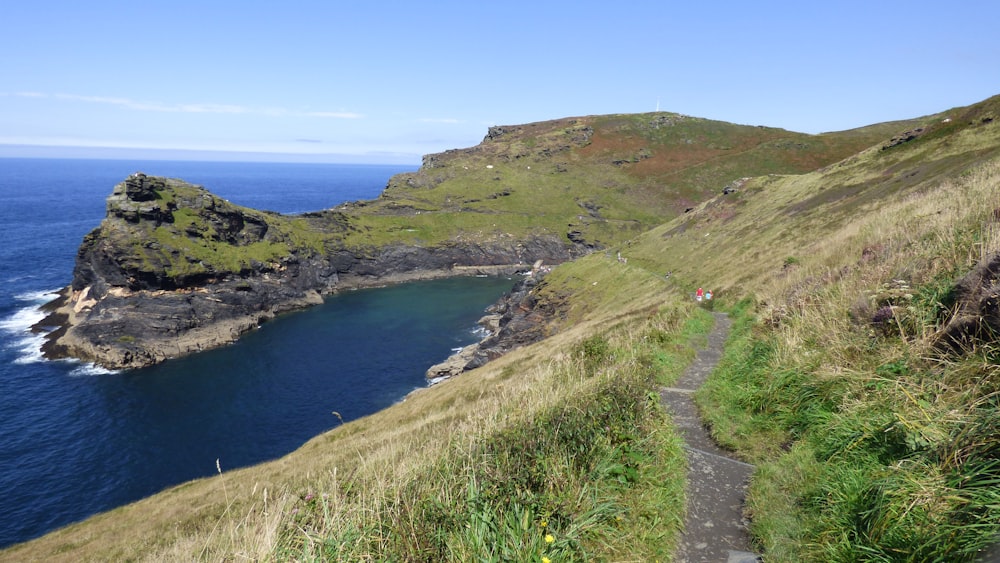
[1,275,514,548]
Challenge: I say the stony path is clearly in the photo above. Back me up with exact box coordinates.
[660,312,761,563]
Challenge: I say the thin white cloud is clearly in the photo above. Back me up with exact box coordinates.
[12,92,362,118]
[305,111,364,119]
[417,117,463,124]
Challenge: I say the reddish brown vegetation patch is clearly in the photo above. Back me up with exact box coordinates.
[935,252,1000,351]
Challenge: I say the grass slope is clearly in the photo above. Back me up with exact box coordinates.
[4,97,999,561]
[92,111,919,287]
[627,94,1000,560]
[2,258,709,562]
[336,112,919,249]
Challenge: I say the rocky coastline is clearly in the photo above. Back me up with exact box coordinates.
[425,261,556,384]
[37,174,583,370]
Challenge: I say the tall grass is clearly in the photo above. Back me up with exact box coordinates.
[696,159,1000,560]
[111,267,702,562]
[1,264,706,562]
[141,115,1000,561]
[252,299,709,561]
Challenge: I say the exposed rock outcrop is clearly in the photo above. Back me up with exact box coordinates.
[933,251,1000,352]
[881,127,926,150]
[426,264,559,383]
[39,176,586,370]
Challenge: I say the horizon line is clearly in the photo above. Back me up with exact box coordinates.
[0,143,423,166]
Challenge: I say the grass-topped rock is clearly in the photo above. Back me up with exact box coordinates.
[42,173,580,369]
[90,173,317,288]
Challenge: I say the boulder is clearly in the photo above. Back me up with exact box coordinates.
[934,252,1000,351]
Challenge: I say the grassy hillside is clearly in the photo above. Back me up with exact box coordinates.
[80,111,918,291]
[4,260,709,562]
[627,94,1000,560]
[4,97,1000,561]
[334,112,920,250]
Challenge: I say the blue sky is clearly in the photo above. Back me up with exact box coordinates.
[2,1,998,164]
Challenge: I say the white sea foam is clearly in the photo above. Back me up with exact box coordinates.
[2,307,48,364]
[2,289,60,365]
[0,306,46,334]
[10,331,47,364]
[68,362,119,377]
[1,291,118,374]
[14,288,61,304]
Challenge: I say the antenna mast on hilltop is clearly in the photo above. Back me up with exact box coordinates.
[656,98,661,112]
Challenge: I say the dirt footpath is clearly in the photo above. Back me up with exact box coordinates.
[660,312,761,563]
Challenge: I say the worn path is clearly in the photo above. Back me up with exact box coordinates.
[660,312,761,563]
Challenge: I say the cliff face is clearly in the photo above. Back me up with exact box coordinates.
[425,268,561,382]
[42,174,585,369]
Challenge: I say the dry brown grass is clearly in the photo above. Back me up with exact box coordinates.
[1,254,692,562]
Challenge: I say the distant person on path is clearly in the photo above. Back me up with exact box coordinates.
[696,287,704,302]
[706,290,712,300]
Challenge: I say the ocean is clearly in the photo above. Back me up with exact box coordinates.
[0,158,516,548]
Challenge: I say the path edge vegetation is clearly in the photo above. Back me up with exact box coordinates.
[693,165,1000,559]
[218,285,716,562]
[278,308,716,561]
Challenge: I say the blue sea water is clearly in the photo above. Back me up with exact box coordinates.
[0,158,516,548]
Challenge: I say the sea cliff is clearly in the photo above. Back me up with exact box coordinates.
[39,173,584,369]
[425,262,556,383]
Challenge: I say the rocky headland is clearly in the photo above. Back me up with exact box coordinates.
[38,173,585,369]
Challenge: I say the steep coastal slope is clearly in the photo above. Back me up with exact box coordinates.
[9,96,1000,561]
[39,174,580,368]
[40,112,912,369]
[351,112,920,249]
[623,94,1000,560]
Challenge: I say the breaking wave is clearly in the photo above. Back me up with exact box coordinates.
[0,288,59,364]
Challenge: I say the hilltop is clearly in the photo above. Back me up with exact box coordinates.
[349,111,920,249]
[8,95,1000,561]
[39,111,910,369]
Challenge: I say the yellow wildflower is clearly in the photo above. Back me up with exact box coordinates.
[545,533,555,544]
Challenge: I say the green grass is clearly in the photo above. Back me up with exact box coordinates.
[7,96,1000,562]
[86,105,921,286]
[684,154,1000,560]
[338,110,912,250]
[91,178,332,283]
[272,296,712,562]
